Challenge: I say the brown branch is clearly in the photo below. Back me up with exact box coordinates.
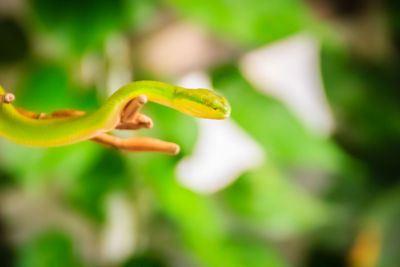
[51,109,85,118]
[14,96,179,155]
[15,108,46,119]
[92,134,180,155]
[17,96,153,130]
[16,108,39,118]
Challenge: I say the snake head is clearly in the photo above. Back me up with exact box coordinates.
[174,88,231,120]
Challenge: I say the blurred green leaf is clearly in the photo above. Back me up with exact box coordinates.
[123,253,167,267]
[354,187,400,267]
[165,0,311,46]
[15,63,98,113]
[30,0,124,54]
[222,163,328,234]
[211,65,343,170]
[17,231,83,267]
[29,0,159,55]
[0,18,29,64]
[127,155,287,267]
[0,140,102,187]
[320,44,400,186]
[69,149,131,222]
[223,235,287,267]
[16,64,72,112]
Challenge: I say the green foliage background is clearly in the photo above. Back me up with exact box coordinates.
[0,0,399,266]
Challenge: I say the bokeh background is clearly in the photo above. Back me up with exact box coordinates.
[0,0,399,266]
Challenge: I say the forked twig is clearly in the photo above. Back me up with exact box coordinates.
[118,95,154,129]
[121,95,147,122]
[14,95,178,155]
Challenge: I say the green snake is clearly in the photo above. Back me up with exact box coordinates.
[0,81,231,147]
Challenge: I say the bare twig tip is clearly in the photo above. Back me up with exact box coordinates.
[172,145,180,155]
[137,95,147,104]
[5,93,15,103]
[1,93,15,104]
[38,113,46,119]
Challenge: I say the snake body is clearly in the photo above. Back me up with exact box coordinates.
[0,81,230,147]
